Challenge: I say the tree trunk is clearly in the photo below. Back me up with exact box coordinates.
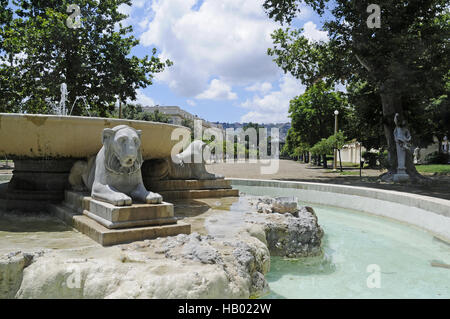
[322,154,328,168]
[379,81,424,181]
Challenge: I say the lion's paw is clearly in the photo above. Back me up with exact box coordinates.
[111,193,133,206]
[146,192,163,204]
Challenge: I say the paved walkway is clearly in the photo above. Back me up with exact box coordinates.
[206,160,450,200]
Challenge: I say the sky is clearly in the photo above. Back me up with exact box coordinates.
[119,0,330,124]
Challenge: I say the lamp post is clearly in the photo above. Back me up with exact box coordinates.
[333,110,339,171]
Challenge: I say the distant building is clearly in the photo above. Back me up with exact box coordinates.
[143,105,224,134]
[144,106,194,126]
[340,142,366,164]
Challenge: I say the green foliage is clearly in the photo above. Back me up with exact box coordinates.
[181,118,194,140]
[309,138,331,156]
[116,104,170,123]
[287,81,348,154]
[346,81,385,150]
[362,151,378,168]
[327,131,346,149]
[310,131,346,156]
[264,0,449,174]
[424,152,450,165]
[377,150,390,170]
[0,0,172,115]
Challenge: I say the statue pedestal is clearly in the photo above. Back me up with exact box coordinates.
[393,172,410,183]
[144,179,239,200]
[49,191,190,246]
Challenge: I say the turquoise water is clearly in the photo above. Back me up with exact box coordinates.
[237,186,450,299]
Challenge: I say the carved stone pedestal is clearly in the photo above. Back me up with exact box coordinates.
[49,191,190,246]
[393,173,410,183]
[144,179,239,200]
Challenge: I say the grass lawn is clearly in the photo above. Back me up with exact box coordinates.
[415,164,450,174]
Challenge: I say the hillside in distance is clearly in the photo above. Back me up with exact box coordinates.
[214,122,291,140]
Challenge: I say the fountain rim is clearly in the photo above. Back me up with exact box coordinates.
[228,178,450,243]
[0,112,188,130]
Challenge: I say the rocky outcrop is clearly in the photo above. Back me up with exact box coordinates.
[248,196,323,257]
[252,196,300,215]
[1,196,323,299]
[0,251,42,299]
[11,232,269,299]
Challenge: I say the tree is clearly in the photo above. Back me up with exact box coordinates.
[424,73,450,152]
[0,0,172,115]
[309,138,331,167]
[117,104,170,123]
[327,130,346,170]
[286,80,348,166]
[346,80,386,152]
[264,0,449,180]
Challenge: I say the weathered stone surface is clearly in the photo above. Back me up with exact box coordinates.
[260,207,323,258]
[145,179,232,191]
[0,113,190,160]
[50,204,191,246]
[0,251,39,299]
[158,188,239,200]
[250,196,300,216]
[50,191,190,244]
[246,196,323,257]
[10,231,269,299]
[1,195,323,299]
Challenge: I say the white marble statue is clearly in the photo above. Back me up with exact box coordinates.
[142,140,224,180]
[393,113,411,180]
[413,147,421,164]
[69,125,162,206]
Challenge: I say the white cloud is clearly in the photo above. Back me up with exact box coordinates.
[302,21,328,42]
[118,3,132,16]
[245,82,273,94]
[118,1,149,27]
[196,79,237,100]
[138,17,149,30]
[133,0,146,8]
[186,99,196,106]
[128,89,156,106]
[240,74,305,123]
[140,0,280,97]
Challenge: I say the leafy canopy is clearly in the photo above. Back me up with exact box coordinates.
[0,0,172,115]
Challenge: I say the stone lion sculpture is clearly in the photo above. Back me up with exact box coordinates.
[69,125,162,206]
[142,140,223,180]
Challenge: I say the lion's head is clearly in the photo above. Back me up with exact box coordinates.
[102,125,143,175]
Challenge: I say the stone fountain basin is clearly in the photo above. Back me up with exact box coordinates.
[0,113,190,159]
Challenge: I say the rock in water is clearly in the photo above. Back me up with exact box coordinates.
[252,196,300,216]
